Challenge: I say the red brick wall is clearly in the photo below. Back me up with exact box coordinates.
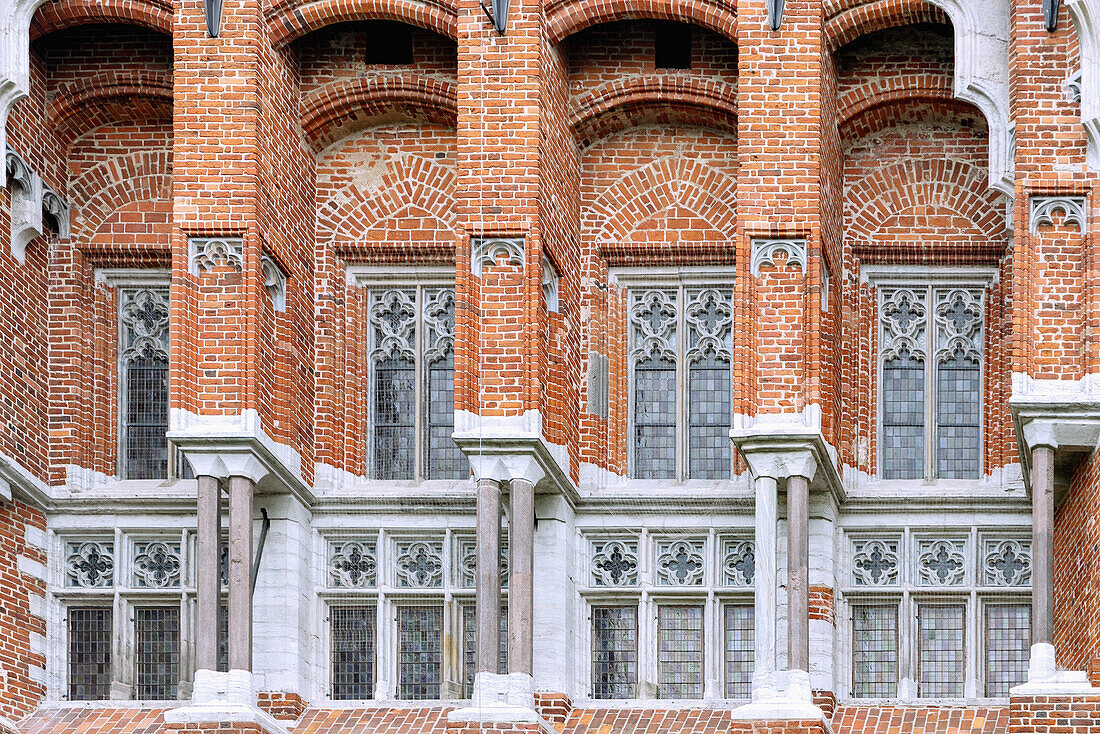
[0,500,46,722]
[1009,697,1100,734]
[1054,449,1100,678]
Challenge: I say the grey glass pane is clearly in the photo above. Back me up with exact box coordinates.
[134,606,179,700]
[882,352,925,479]
[724,605,754,699]
[853,604,898,698]
[68,607,112,701]
[657,606,703,698]
[919,604,965,697]
[125,356,170,480]
[331,606,376,700]
[373,357,415,479]
[688,355,731,479]
[592,606,637,698]
[634,357,676,479]
[936,356,981,479]
[398,605,442,700]
[985,604,1029,697]
[426,353,465,480]
[461,604,508,697]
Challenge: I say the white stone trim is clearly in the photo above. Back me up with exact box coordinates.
[452,409,572,492]
[188,237,244,276]
[447,672,540,724]
[167,670,292,734]
[471,237,525,278]
[1029,196,1086,234]
[94,269,172,288]
[750,239,807,278]
[345,265,453,288]
[1,0,50,187]
[0,448,51,507]
[1067,0,1100,170]
[1011,643,1100,695]
[260,254,287,312]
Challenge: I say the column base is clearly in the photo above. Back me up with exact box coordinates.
[165,670,290,734]
[730,669,826,722]
[448,673,552,729]
[1010,643,1100,696]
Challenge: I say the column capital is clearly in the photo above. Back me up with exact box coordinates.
[731,416,842,502]
[1022,419,1060,451]
[453,410,572,496]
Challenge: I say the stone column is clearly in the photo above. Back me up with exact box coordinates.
[227,474,253,671]
[196,475,221,671]
[508,478,535,675]
[787,474,810,673]
[1032,444,1055,648]
[754,473,778,697]
[476,477,502,673]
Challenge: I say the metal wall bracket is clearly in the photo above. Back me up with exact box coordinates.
[480,0,508,35]
[767,0,784,30]
[1044,0,1060,30]
[205,0,223,37]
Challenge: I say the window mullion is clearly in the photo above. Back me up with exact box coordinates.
[924,285,936,481]
[414,287,424,481]
[677,285,686,482]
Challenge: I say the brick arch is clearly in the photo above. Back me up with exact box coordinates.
[837,73,953,128]
[825,0,947,51]
[571,75,737,141]
[547,0,736,44]
[67,148,172,242]
[49,74,173,149]
[267,0,456,45]
[30,0,171,39]
[841,96,985,142]
[587,155,736,245]
[302,75,456,151]
[317,150,457,258]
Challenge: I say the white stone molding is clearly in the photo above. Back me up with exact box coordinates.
[722,539,755,587]
[447,672,544,725]
[260,254,287,312]
[393,538,444,588]
[132,539,183,588]
[327,539,377,588]
[731,408,844,503]
[917,538,966,586]
[821,262,830,314]
[65,540,114,588]
[42,185,69,238]
[189,237,244,275]
[542,256,559,313]
[167,670,292,734]
[0,449,50,507]
[1012,642,1100,695]
[1029,196,1086,234]
[851,537,899,586]
[7,146,42,264]
[655,538,705,586]
[1067,0,1100,169]
[452,409,574,497]
[0,0,51,187]
[750,239,807,278]
[923,0,1013,192]
[983,538,1032,586]
[590,538,639,586]
[1066,69,1084,105]
[471,237,525,278]
[729,668,825,722]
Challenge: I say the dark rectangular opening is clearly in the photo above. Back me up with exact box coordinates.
[365,21,414,65]
[654,22,692,69]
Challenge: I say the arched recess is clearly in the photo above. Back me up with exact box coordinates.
[49,77,173,149]
[547,0,736,44]
[29,0,171,39]
[828,0,1014,192]
[267,0,456,45]
[836,74,953,125]
[66,147,172,241]
[571,76,737,137]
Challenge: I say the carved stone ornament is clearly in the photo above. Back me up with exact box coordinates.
[369,288,416,363]
[120,288,170,363]
[853,538,899,586]
[471,237,524,278]
[880,288,927,362]
[261,253,287,312]
[423,288,455,364]
[591,539,639,587]
[934,288,983,365]
[395,539,444,588]
[723,539,755,586]
[657,539,705,586]
[1066,70,1083,105]
[66,541,114,588]
[685,288,734,363]
[918,539,966,586]
[750,239,807,278]
[542,256,559,313]
[132,540,183,588]
[329,540,377,588]
[630,289,678,363]
[983,538,1032,586]
[189,237,244,275]
[1029,196,1086,235]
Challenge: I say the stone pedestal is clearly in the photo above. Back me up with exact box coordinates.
[165,670,290,734]
[447,672,556,734]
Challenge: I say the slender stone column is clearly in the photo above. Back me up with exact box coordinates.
[476,477,502,673]
[754,474,778,696]
[1032,444,1055,647]
[227,475,253,671]
[508,478,534,675]
[196,475,221,671]
[787,474,810,672]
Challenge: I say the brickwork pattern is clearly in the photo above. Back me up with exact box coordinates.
[0,501,46,723]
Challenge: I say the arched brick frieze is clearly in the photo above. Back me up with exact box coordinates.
[836,73,953,128]
[571,76,737,141]
[48,74,173,150]
[825,0,946,51]
[267,0,456,45]
[29,0,171,40]
[547,0,735,45]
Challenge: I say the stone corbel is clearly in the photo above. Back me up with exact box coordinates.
[5,146,71,263]
[1010,388,1100,498]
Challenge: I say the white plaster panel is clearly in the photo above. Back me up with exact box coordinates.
[533,495,575,694]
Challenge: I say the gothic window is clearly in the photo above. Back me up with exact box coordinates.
[330,606,376,700]
[134,606,180,700]
[628,285,734,480]
[367,285,464,481]
[118,287,171,480]
[67,607,112,701]
[918,604,965,697]
[397,605,443,699]
[657,605,703,698]
[878,285,984,480]
[723,605,754,699]
[985,604,1030,697]
[592,606,637,698]
[852,605,898,697]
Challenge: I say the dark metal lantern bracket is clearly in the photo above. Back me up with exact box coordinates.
[481,0,508,35]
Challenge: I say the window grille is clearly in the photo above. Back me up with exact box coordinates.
[657,605,703,698]
[985,604,1029,697]
[367,286,463,481]
[628,285,734,480]
[461,604,507,697]
[331,606,376,700]
[918,604,965,697]
[134,606,180,700]
[118,288,171,480]
[397,605,443,700]
[723,604,754,699]
[592,606,637,698]
[67,607,112,701]
[852,604,898,698]
[879,285,984,480]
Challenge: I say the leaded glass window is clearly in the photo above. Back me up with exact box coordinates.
[592,606,637,698]
[628,285,734,480]
[724,604,754,699]
[461,604,507,697]
[397,605,442,700]
[119,288,170,480]
[655,605,703,698]
[985,604,1029,697]
[368,286,464,481]
[331,606,376,700]
[134,606,180,700]
[68,607,112,700]
[852,604,898,697]
[879,285,983,480]
[918,604,965,697]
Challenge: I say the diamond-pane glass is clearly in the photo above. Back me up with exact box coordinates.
[461,604,507,697]
[919,604,965,697]
[634,357,676,479]
[936,355,981,479]
[687,355,731,479]
[398,606,442,700]
[882,352,925,479]
[373,357,415,479]
[134,606,179,700]
[331,606,376,700]
[657,605,703,698]
[985,604,1029,697]
[724,604,754,699]
[68,607,112,701]
[592,606,637,699]
[426,354,465,479]
[125,356,170,479]
[853,605,898,698]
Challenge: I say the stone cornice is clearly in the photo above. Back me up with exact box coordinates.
[0,449,52,510]
[1010,374,1100,497]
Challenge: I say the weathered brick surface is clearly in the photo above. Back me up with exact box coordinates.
[0,501,46,723]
